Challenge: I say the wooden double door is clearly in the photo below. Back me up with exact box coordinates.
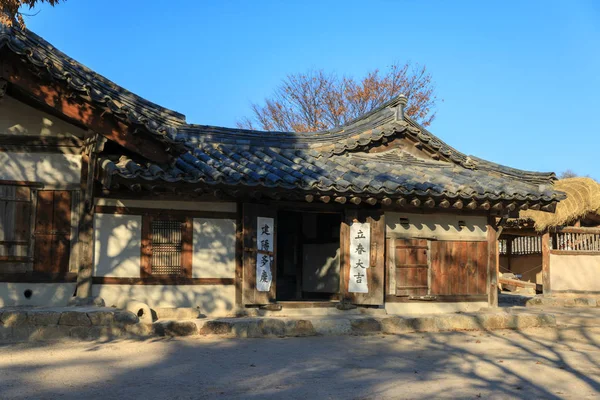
[33,190,72,275]
[241,204,385,306]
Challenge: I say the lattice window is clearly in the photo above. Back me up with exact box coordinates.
[151,219,184,275]
[499,236,542,255]
[554,231,600,252]
[0,185,33,267]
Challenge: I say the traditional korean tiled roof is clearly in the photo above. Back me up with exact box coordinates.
[1,25,564,205]
[0,25,187,144]
[96,98,561,204]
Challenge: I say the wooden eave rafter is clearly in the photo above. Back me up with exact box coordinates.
[0,52,171,164]
[103,175,554,214]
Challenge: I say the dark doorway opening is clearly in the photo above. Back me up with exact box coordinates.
[276,210,341,301]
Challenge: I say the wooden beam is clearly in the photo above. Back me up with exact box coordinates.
[466,200,478,210]
[542,231,551,295]
[365,197,377,206]
[396,197,407,207]
[319,195,331,203]
[305,194,314,203]
[439,199,450,208]
[453,199,463,209]
[519,202,530,211]
[480,201,491,211]
[410,198,421,207]
[424,198,435,208]
[349,197,361,205]
[491,202,503,211]
[334,196,347,204]
[1,53,170,163]
[381,197,392,206]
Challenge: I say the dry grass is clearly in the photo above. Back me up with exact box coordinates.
[522,177,600,231]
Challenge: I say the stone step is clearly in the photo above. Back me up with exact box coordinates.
[154,307,204,320]
[526,296,598,308]
[153,311,557,338]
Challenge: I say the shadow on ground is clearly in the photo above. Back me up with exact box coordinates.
[1,315,600,399]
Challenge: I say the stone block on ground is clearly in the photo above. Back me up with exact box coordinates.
[284,319,316,337]
[59,311,91,326]
[114,311,139,325]
[573,298,597,308]
[350,318,382,334]
[154,320,198,337]
[435,314,484,331]
[1,311,28,327]
[199,320,234,336]
[28,311,61,326]
[30,326,71,341]
[311,318,352,335]
[247,319,286,338]
[87,311,116,326]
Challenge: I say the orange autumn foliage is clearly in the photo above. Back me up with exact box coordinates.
[238,62,439,132]
[0,0,64,28]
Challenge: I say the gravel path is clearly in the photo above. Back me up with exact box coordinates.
[1,311,599,399]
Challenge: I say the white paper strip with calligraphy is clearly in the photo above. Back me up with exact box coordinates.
[348,222,370,293]
[256,253,273,292]
[256,217,274,292]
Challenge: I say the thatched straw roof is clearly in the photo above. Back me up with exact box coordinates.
[521,177,600,231]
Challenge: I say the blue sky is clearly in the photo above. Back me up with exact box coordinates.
[25,0,599,179]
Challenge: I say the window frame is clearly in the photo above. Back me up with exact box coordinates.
[141,214,192,279]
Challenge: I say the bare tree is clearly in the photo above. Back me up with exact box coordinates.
[559,170,578,179]
[0,0,64,28]
[238,62,439,132]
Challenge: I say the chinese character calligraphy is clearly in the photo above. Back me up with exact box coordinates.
[348,222,370,293]
[256,216,274,292]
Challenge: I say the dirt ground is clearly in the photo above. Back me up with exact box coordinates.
[1,308,599,400]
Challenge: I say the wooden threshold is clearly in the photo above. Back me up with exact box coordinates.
[385,294,488,303]
[275,301,339,308]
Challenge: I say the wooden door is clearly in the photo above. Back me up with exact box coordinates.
[242,203,277,305]
[33,190,71,274]
[341,210,385,305]
[394,239,429,297]
[430,241,487,295]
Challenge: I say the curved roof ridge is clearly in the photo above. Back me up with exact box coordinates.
[0,24,187,125]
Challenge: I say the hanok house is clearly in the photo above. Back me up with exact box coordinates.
[0,26,564,317]
[502,178,600,296]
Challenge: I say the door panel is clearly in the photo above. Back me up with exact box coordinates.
[242,203,277,305]
[342,210,385,305]
[430,241,487,295]
[395,239,429,297]
[33,191,71,275]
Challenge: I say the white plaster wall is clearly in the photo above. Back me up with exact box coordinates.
[92,284,236,316]
[550,254,600,292]
[0,283,76,307]
[0,95,86,137]
[386,212,488,241]
[192,218,236,278]
[95,198,236,213]
[0,152,81,185]
[93,214,142,278]
[385,301,488,315]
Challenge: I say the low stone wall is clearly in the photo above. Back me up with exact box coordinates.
[0,307,151,343]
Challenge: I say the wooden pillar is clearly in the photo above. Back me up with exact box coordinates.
[487,217,499,307]
[506,238,513,272]
[542,231,551,296]
[75,133,102,299]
